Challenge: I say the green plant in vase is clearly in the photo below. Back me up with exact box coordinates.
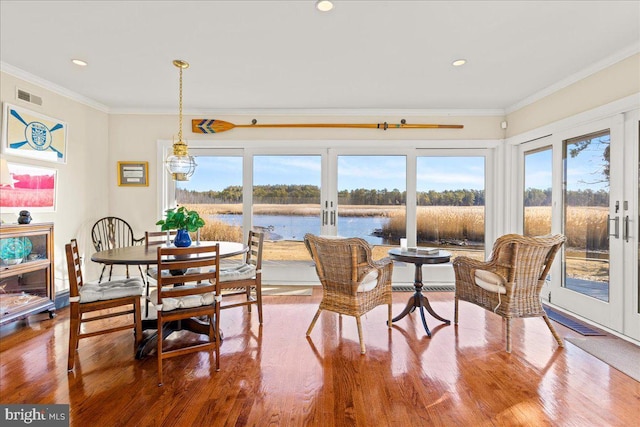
[156,206,205,247]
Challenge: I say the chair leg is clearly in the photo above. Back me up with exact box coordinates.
[98,265,106,283]
[133,297,142,347]
[505,318,512,353]
[542,314,564,347]
[157,316,163,386]
[108,265,113,281]
[306,309,322,336]
[454,296,459,325]
[355,316,366,354]
[246,286,252,312]
[67,304,80,371]
[256,284,263,325]
[387,303,393,328]
[213,311,220,372]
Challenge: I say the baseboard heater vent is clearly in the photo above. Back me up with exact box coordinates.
[17,88,43,106]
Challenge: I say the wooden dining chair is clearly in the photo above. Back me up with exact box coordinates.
[218,230,265,324]
[143,230,176,315]
[150,243,221,386]
[91,217,145,282]
[65,239,143,371]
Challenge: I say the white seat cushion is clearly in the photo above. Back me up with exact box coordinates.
[79,278,143,303]
[149,281,217,312]
[357,269,379,293]
[219,264,256,282]
[474,269,507,294]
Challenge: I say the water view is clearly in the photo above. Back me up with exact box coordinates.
[213,213,389,245]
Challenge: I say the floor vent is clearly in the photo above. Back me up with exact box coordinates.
[16,88,43,106]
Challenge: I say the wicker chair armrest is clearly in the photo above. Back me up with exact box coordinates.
[372,256,392,270]
[374,257,393,287]
[452,256,491,270]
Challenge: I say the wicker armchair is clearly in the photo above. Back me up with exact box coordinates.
[304,234,393,354]
[453,233,566,353]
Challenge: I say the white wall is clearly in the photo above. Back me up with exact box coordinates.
[0,71,110,292]
[506,53,640,136]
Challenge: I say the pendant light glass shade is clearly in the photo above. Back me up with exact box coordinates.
[165,59,196,181]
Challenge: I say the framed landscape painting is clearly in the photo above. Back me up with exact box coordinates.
[0,162,57,211]
[1,103,67,164]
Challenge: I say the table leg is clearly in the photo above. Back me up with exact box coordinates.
[391,263,450,337]
[391,293,418,323]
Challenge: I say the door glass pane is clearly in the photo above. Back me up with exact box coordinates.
[253,155,321,261]
[416,156,485,261]
[337,155,405,259]
[524,147,552,236]
[563,131,610,302]
[176,156,243,242]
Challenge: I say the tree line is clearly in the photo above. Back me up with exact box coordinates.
[524,188,608,207]
[177,185,608,207]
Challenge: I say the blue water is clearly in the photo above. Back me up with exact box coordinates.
[212,214,389,245]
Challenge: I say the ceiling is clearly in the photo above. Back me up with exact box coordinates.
[1,1,639,114]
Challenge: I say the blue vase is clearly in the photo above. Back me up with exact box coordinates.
[173,229,192,247]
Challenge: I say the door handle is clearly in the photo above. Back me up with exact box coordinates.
[607,215,619,239]
[322,210,327,226]
[623,215,630,242]
[330,210,335,226]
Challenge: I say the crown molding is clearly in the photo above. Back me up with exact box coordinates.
[1,61,110,113]
[505,42,640,114]
[109,107,506,117]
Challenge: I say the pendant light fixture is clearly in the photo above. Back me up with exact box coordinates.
[165,59,196,181]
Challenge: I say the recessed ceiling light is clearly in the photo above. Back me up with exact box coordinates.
[452,59,467,67]
[316,1,334,12]
[72,59,88,67]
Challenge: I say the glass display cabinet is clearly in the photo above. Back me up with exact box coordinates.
[0,222,55,325]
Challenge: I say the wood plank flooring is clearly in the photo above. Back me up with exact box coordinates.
[1,289,639,426]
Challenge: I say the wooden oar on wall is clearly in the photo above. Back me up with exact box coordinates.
[192,119,463,134]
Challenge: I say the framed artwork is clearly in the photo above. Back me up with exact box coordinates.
[1,103,67,164]
[118,161,149,187]
[0,162,57,211]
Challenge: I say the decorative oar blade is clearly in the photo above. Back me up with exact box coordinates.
[192,119,236,134]
[191,119,463,134]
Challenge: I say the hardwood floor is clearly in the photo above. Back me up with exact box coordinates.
[1,289,638,426]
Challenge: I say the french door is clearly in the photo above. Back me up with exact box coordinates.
[521,113,639,341]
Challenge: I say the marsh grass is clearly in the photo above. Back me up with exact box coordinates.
[183,203,609,250]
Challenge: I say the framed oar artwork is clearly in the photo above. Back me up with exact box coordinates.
[1,103,67,164]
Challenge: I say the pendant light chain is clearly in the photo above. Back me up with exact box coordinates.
[178,64,183,142]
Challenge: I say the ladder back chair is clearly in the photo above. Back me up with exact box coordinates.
[91,217,145,282]
[143,230,177,316]
[65,239,143,371]
[150,244,221,386]
[453,233,566,353]
[304,234,393,354]
[219,230,265,324]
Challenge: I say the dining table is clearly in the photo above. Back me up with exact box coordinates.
[91,240,247,359]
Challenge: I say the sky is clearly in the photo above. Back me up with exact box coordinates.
[179,146,608,194]
[525,136,609,192]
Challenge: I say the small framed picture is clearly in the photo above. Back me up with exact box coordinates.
[117,161,149,187]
